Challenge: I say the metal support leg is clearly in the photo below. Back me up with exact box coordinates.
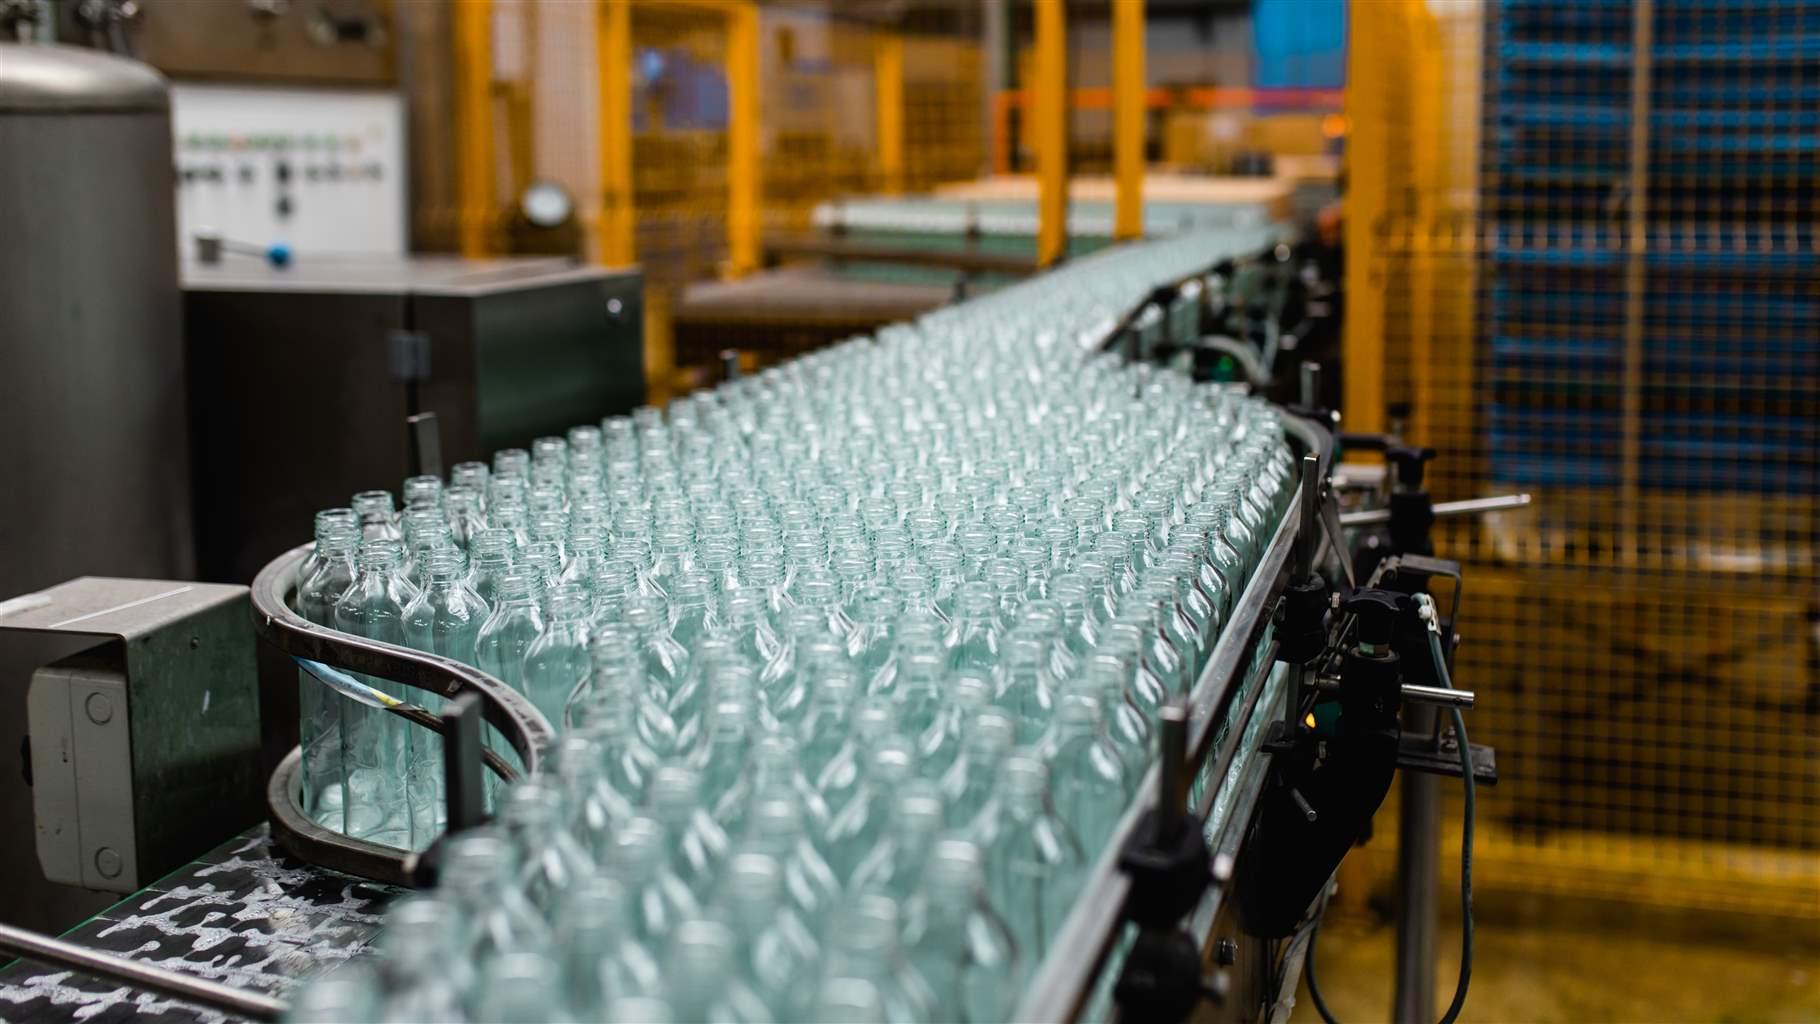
[1392,700,1439,1024]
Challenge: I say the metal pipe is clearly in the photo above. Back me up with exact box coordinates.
[1341,492,1531,528]
[1400,682,1475,709]
[1158,703,1189,833]
[0,923,287,1022]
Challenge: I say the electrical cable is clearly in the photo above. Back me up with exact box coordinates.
[1298,628,1475,1024]
[1429,630,1474,1024]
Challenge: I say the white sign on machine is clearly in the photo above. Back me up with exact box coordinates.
[170,83,406,258]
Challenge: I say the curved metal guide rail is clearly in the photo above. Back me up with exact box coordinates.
[250,543,556,886]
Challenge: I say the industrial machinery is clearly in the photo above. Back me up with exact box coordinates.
[183,256,646,585]
[0,41,196,939]
[0,229,1503,1024]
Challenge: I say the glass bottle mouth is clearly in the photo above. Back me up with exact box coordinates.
[355,538,405,570]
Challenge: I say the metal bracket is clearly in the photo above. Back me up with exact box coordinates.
[1396,734,1498,786]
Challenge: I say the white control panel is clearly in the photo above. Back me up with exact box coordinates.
[170,83,406,257]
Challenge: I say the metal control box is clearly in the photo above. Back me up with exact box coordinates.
[10,579,262,895]
[183,257,645,583]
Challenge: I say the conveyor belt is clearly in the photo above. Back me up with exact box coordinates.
[0,829,396,1024]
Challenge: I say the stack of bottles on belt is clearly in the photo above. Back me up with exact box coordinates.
[288,233,1294,1023]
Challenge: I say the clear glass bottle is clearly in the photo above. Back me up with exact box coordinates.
[942,581,1003,677]
[554,877,661,1018]
[403,551,488,665]
[820,895,938,1024]
[666,571,716,650]
[296,523,357,832]
[796,667,857,786]
[523,584,591,727]
[975,754,1086,960]
[823,734,916,885]
[714,852,822,1021]
[500,781,595,921]
[622,593,688,698]
[731,783,841,927]
[465,528,516,607]
[402,474,443,511]
[647,764,730,896]
[1036,689,1131,855]
[849,782,945,903]
[444,484,487,552]
[351,489,402,542]
[844,582,899,680]
[611,815,701,945]
[288,962,381,1024]
[992,634,1056,746]
[439,832,552,964]
[903,838,1022,1024]
[660,919,774,1024]
[399,550,487,846]
[937,707,1016,829]
[475,571,545,702]
[473,951,574,1024]
[450,459,490,498]
[330,538,419,848]
[375,897,471,1021]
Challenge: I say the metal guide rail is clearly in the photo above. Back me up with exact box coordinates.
[249,544,556,887]
[1016,471,1305,1022]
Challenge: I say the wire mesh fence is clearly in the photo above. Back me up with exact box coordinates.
[1348,0,1819,919]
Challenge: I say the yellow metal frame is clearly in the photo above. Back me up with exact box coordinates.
[453,0,495,259]
[633,0,759,278]
[1033,0,1068,266]
[595,0,636,267]
[874,32,906,196]
[1111,0,1145,241]
[724,0,761,277]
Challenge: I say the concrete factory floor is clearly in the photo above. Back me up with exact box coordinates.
[1288,911,1820,1023]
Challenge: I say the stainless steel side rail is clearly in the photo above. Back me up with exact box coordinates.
[0,922,288,1022]
[1013,479,1303,1023]
[249,544,556,886]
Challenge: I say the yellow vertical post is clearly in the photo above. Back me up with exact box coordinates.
[875,32,906,196]
[725,0,761,276]
[453,0,495,259]
[1342,0,1388,442]
[1406,1,1440,447]
[1033,0,1067,267]
[1112,0,1145,241]
[595,0,635,267]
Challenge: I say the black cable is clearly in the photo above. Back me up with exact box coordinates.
[1298,630,1475,1024]
[1303,891,1341,1024]
[1430,631,1474,1024]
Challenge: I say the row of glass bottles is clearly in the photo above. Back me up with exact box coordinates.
[289,231,1294,1021]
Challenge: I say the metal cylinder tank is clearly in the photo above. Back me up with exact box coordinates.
[0,44,193,937]
[0,44,193,589]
